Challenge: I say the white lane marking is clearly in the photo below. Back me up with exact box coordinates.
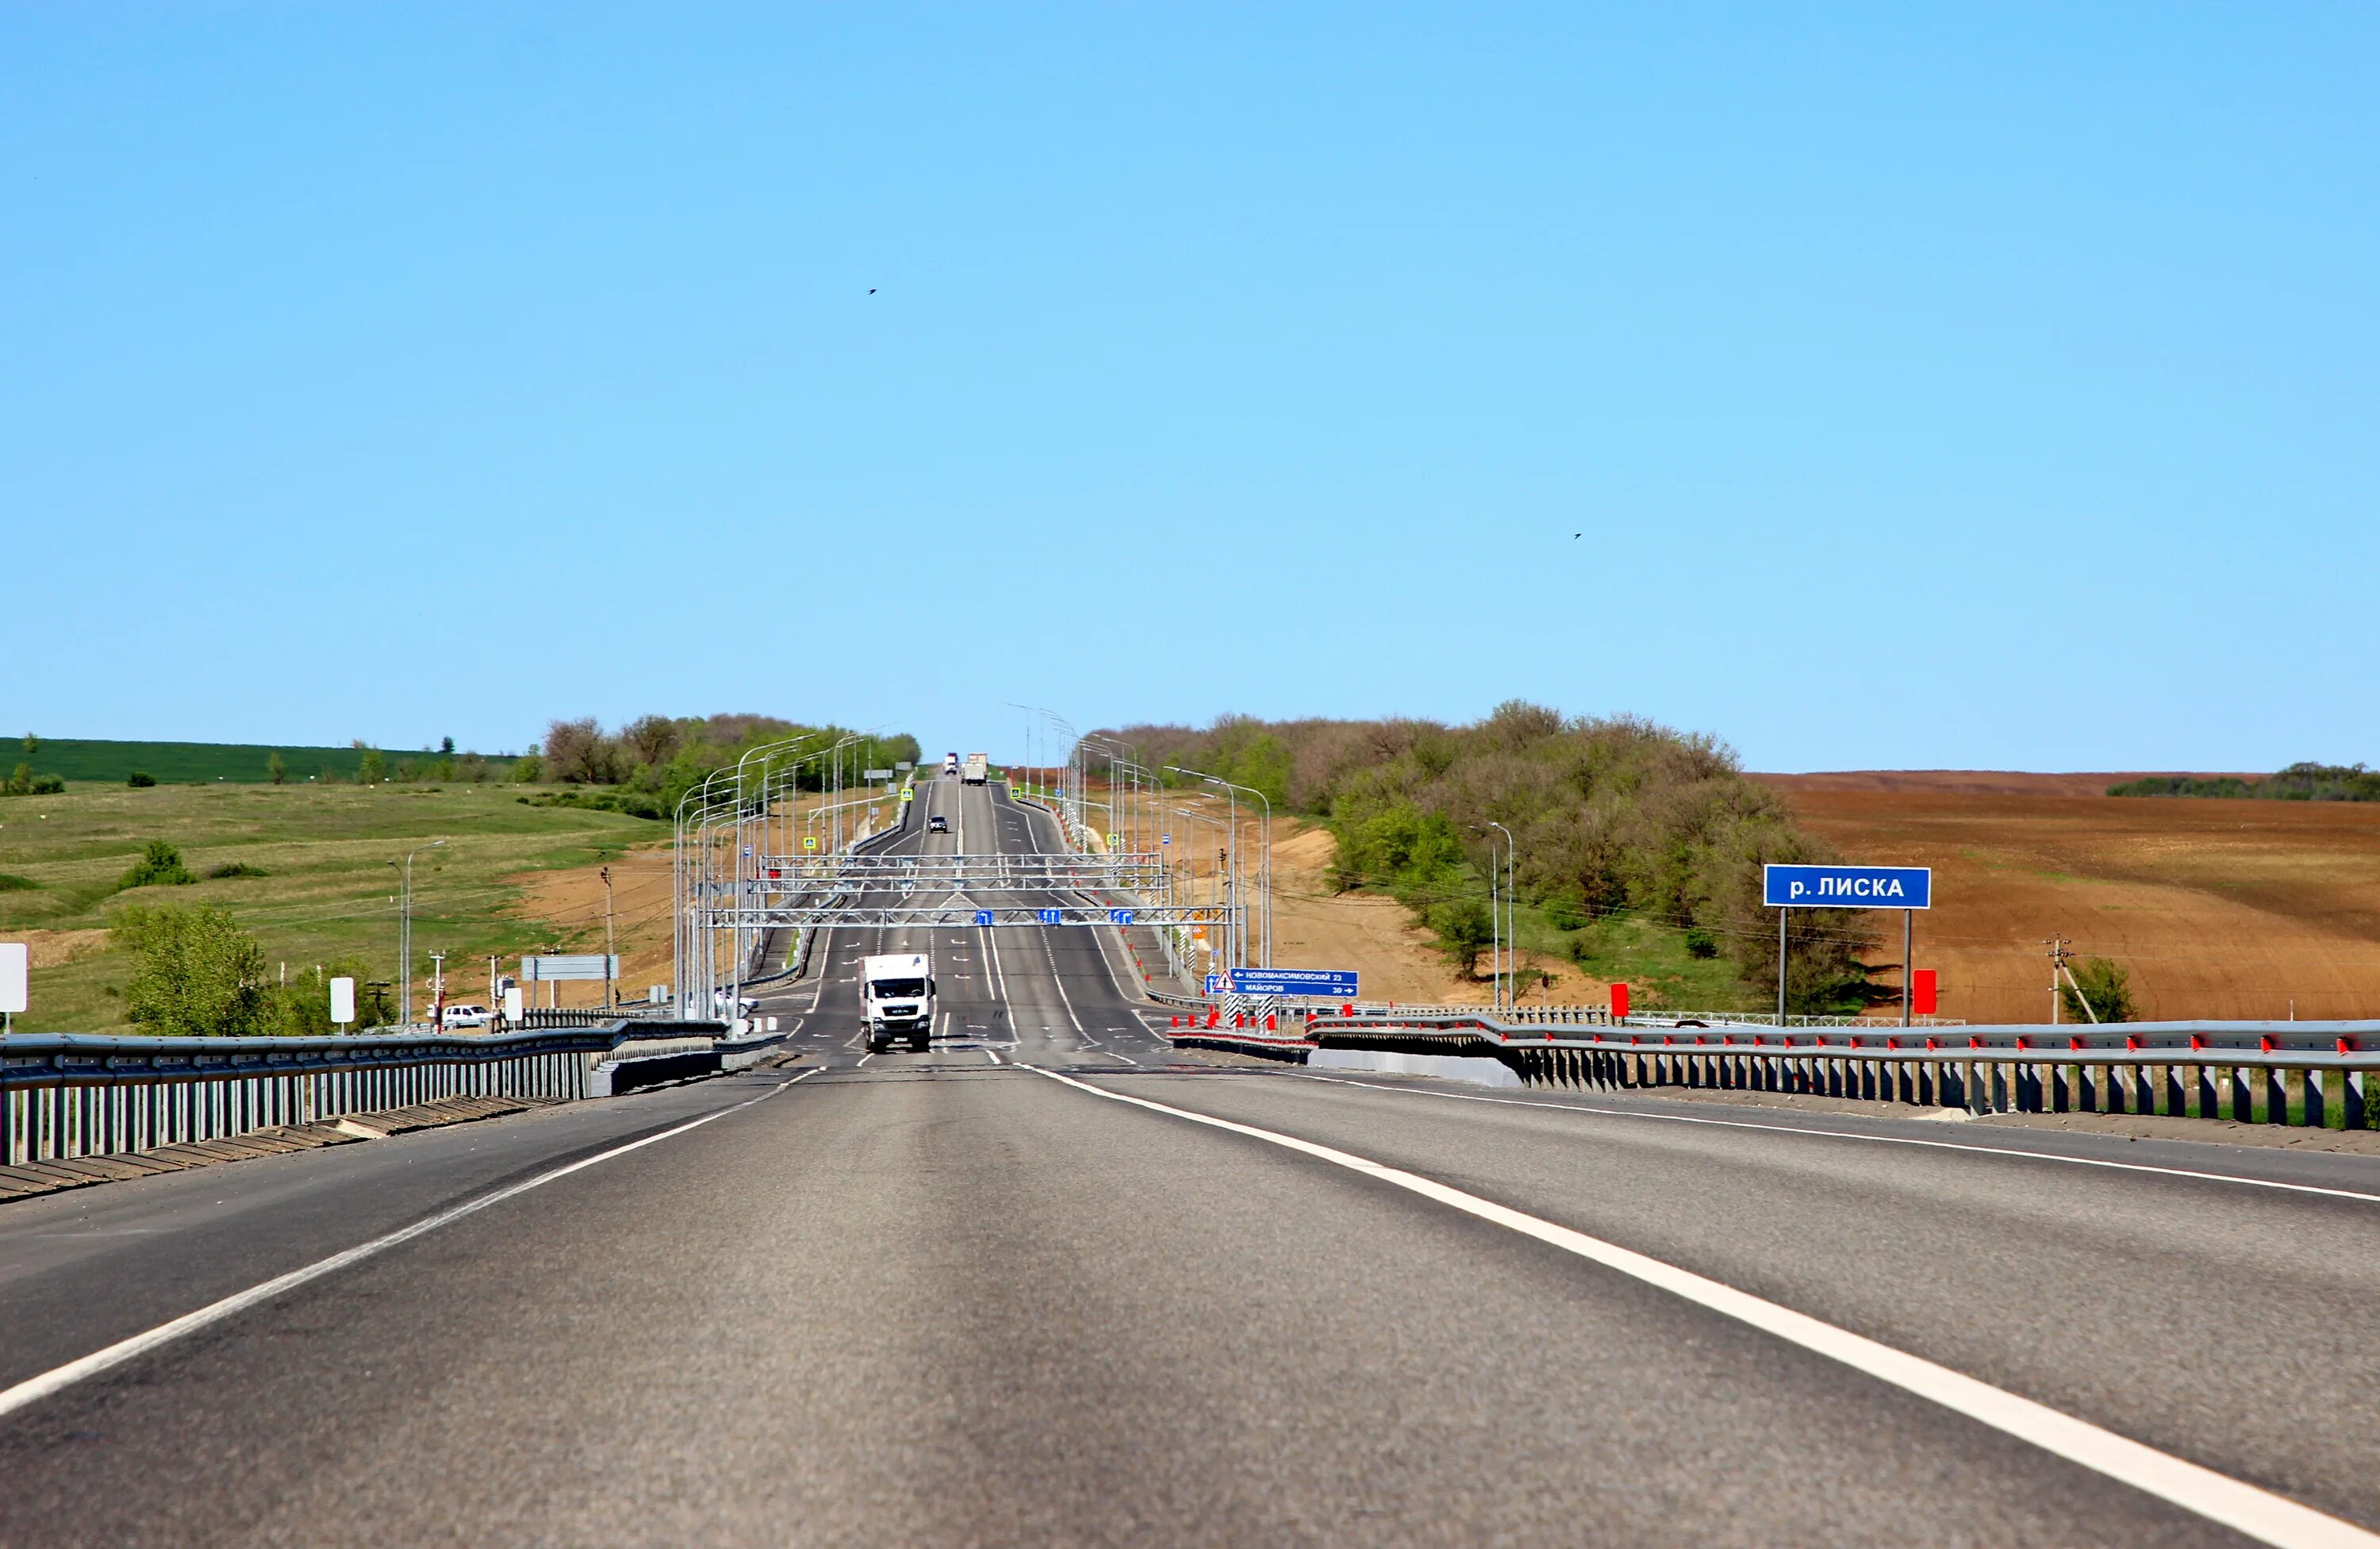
[1284,1073,2380,1208]
[0,1071,822,1422]
[985,1048,1002,1065]
[1025,1066,2378,1549]
[857,1051,876,1067]
[1098,1050,1140,1065]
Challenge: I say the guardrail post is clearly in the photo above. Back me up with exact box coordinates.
[2267,1067,2290,1126]
[2228,1066,2251,1122]
[2347,1070,2367,1131]
[2305,1068,2326,1128]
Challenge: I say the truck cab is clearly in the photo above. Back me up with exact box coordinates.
[862,952,935,1053]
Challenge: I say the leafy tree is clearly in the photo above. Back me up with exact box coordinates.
[356,747,387,783]
[512,752,545,783]
[28,774,62,794]
[2059,957,2136,1024]
[1430,897,1495,979]
[112,904,269,1036]
[267,751,286,785]
[440,735,455,755]
[128,771,157,788]
[120,840,197,890]
[21,732,36,759]
[4,763,27,796]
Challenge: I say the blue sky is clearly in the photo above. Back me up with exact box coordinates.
[6,3,2373,771]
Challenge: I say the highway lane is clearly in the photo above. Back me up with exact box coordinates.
[6,772,2380,1543]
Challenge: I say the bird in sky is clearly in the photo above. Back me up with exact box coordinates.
[869,288,877,294]
[1573,532,1581,539]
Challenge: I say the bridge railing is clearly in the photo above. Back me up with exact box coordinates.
[1180,1011,2380,1128]
[1,1020,730,1169]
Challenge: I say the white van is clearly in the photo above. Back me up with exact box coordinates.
[862,952,935,1053]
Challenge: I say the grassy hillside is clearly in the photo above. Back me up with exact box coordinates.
[5,738,447,786]
[0,781,657,1034]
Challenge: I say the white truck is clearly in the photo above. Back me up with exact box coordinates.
[943,751,960,776]
[862,951,935,1053]
[962,752,989,786]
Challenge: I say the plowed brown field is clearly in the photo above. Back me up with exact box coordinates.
[1756,772,2380,1024]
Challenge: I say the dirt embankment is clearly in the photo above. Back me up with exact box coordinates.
[1755,773,2380,1024]
[505,848,675,1009]
[1268,823,1589,1007]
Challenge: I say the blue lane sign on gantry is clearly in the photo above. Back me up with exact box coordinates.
[1107,908,1134,925]
[973,910,995,926]
[1226,967,1361,997]
[1037,907,1065,924]
[1763,864,1932,909]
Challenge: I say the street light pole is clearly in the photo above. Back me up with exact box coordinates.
[390,839,445,1028]
[1486,821,1514,1013]
[1169,767,1273,968]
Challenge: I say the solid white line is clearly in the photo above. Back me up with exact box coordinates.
[0,1070,821,1423]
[1025,1065,2379,1549]
[985,1048,1002,1064]
[857,1051,875,1067]
[1283,1072,2380,1207]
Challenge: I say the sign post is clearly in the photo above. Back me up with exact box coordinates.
[1223,967,1359,998]
[1762,865,1933,1026]
[1,941,29,1035]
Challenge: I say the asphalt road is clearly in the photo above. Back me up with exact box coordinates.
[5,775,2380,1546]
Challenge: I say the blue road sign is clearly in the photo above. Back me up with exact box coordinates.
[1764,864,1932,909]
[1161,833,1172,844]
[1226,967,1361,997]
[1107,908,1134,924]
[973,910,995,926]
[1037,907,1064,924]
[1204,974,1223,995]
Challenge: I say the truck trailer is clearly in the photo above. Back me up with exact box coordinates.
[962,753,989,786]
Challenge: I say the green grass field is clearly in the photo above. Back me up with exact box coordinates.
[0,782,656,1034]
[3,738,521,786]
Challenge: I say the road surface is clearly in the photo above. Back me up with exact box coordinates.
[5,775,2380,1546]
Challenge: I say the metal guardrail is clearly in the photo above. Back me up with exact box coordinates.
[1184,1012,2380,1128]
[2,1020,729,1168]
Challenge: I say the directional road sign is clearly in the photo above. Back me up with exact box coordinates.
[1763,864,1932,909]
[1107,908,1134,924]
[1226,967,1360,997]
[1037,908,1064,925]
[974,910,995,926]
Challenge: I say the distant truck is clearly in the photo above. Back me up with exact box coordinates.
[962,752,989,786]
[862,952,935,1053]
[943,751,960,776]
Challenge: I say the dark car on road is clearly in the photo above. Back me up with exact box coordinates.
[927,814,949,833]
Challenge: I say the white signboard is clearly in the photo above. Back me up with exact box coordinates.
[328,975,355,1025]
[502,985,524,1020]
[521,954,620,982]
[0,942,28,1016]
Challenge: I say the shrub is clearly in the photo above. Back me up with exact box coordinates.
[0,872,39,892]
[29,774,63,794]
[356,748,387,783]
[1683,926,1719,959]
[267,752,286,785]
[3,763,26,795]
[2060,957,2136,1024]
[512,752,545,784]
[207,861,270,879]
[120,840,198,890]
[111,903,269,1036]
[128,771,157,788]
[1430,897,1495,979]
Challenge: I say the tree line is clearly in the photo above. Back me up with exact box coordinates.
[520,715,922,820]
[1105,704,1875,1012]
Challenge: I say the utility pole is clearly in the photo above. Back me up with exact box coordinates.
[601,864,618,1010]
[429,951,447,1029]
[2045,936,2099,1024]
